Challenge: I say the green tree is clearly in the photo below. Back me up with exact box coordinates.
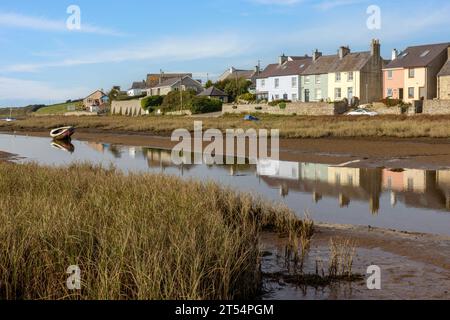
[205,80,214,89]
[214,78,252,102]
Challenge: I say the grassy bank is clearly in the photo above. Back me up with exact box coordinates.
[0,162,310,300]
[2,114,450,138]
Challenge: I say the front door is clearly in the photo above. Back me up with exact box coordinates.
[347,87,353,103]
[304,89,310,102]
[399,88,404,100]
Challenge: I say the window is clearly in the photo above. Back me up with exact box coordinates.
[387,88,393,97]
[347,72,354,81]
[315,75,321,84]
[274,78,279,88]
[408,87,415,99]
[261,79,265,87]
[420,50,430,58]
[399,52,408,59]
[347,87,353,100]
[305,76,310,84]
[315,88,322,100]
[292,77,297,88]
[408,68,415,78]
[387,70,393,80]
[292,94,298,101]
[275,94,279,100]
[335,72,341,82]
[335,88,341,99]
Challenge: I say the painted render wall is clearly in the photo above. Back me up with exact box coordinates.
[300,74,328,102]
[257,75,301,102]
[328,71,360,101]
[383,68,404,99]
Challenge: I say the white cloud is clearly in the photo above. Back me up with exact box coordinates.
[1,34,249,73]
[0,77,89,102]
[0,12,125,36]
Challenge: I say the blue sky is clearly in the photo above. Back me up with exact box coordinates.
[0,0,449,106]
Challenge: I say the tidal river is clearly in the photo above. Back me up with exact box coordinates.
[1,133,450,236]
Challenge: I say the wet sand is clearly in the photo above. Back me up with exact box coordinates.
[3,129,450,169]
[261,224,450,300]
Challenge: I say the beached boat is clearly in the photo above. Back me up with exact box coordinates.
[51,140,75,153]
[50,126,75,140]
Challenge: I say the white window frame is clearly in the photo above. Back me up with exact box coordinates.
[408,68,415,78]
[335,88,341,99]
[347,72,354,81]
[274,78,280,88]
[305,76,310,84]
[387,88,393,97]
[315,75,321,85]
[292,94,298,101]
[387,70,393,80]
[315,88,322,100]
[408,87,415,99]
[291,77,297,88]
[335,72,341,82]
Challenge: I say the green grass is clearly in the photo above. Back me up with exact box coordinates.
[35,101,82,115]
[0,162,311,300]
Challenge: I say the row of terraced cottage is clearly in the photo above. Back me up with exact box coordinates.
[111,39,450,116]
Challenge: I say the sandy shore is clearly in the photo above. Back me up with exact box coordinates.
[262,224,450,300]
[3,129,450,169]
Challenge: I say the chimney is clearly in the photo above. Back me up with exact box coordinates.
[254,65,260,74]
[338,46,351,59]
[392,48,398,60]
[313,49,322,62]
[371,39,381,57]
[448,46,450,59]
[279,54,288,65]
[230,67,235,74]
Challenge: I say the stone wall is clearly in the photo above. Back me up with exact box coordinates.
[423,100,450,114]
[111,99,144,116]
[370,102,403,115]
[439,75,450,100]
[222,101,348,116]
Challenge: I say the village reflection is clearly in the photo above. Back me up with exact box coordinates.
[87,143,450,215]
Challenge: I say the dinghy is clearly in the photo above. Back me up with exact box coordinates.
[51,140,75,153]
[50,126,75,140]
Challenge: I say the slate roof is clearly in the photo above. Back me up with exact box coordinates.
[302,52,372,75]
[256,57,313,79]
[198,86,228,97]
[438,60,450,77]
[386,43,450,69]
[131,81,147,90]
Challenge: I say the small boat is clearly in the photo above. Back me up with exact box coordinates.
[50,126,75,140]
[51,140,75,153]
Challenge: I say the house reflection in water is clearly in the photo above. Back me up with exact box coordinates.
[257,159,450,214]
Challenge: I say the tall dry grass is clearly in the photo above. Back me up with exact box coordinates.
[0,162,308,300]
[1,114,450,138]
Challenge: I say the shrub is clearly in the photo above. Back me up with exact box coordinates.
[279,102,287,110]
[268,99,291,107]
[238,93,256,102]
[161,90,197,112]
[380,98,403,107]
[141,95,164,111]
[190,96,223,114]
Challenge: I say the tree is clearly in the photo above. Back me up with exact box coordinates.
[214,78,252,102]
[108,86,121,101]
[205,80,214,89]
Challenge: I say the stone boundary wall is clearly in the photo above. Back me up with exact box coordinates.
[423,100,450,115]
[222,101,348,116]
[370,103,403,115]
[111,99,144,116]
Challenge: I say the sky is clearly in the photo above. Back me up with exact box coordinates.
[0,0,450,106]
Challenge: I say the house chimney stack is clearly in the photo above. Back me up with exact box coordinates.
[313,49,322,62]
[392,49,398,60]
[371,39,381,57]
[279,54,288,65]
[338,46,351,59]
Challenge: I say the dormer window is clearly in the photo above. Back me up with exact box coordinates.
[399,52,408,59]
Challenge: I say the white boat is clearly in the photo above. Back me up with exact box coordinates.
[50,126,75,140]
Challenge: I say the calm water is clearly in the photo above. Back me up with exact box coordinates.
[1,133,450,236]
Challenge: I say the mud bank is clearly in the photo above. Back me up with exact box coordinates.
[261,224,450,300]
[3,129,450,169]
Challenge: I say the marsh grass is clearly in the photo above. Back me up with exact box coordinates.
[0,162,309,300]
[2,114,450,138]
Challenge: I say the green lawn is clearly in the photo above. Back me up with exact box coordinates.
[35,101,82,115]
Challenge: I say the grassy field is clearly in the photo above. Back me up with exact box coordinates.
[0,162,312,300]
[34,101,82,115]
[1,114,450,138]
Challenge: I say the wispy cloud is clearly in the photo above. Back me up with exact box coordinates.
[0,77,88,102]
[314,0,367,10]
[1,34,249,73]
[0,12,125,36]
[248,0,303,5]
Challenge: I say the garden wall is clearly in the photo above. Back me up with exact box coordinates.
[222,101,348,116]
[423,100,450,115]
[111,100,144,116]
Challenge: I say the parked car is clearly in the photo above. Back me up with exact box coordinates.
[347,108,378,116]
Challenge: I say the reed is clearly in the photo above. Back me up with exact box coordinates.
[0,162,309,300]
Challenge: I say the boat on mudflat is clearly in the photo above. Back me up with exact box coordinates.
[50,126,75,140]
